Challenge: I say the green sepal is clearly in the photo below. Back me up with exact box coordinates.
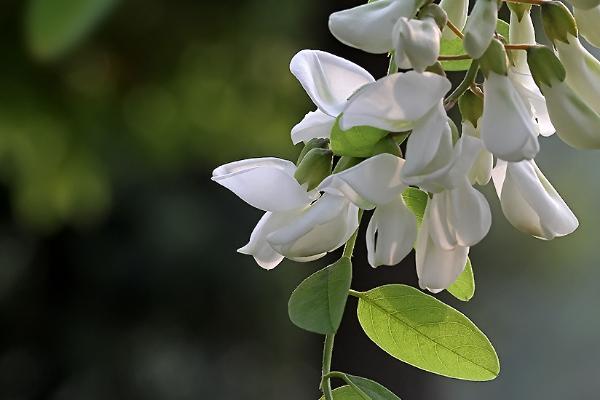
[541,1,578,44]
[370,136,402,157]
[425,61,446,77]
[507,3,531,22]
[332,156,365,174]
[526,45,566,88]
[330,115,389,158]
[418,3,448,30]
[459,89,484,127]
[447,258,475,301]
[297,138,329,164]
[478,38,508,76]
[288,257,352,335]
[294,148,333,191]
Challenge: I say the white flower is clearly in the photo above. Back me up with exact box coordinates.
[462,121,493,185]
[508,9,554,137]
[319,154,417,268]
[212,158,359,269]
[289,50,375,144]
[462,0,499,59]
[554,34,600,115]
[573,5,600,48]
[340,71,451,132]
[328,0,420,54]
[491,160,578,240]
[440,0,468,39]
[480,72,540,161]
[392,17,442,72]
[536,79,600,149]
[416,203,470,293]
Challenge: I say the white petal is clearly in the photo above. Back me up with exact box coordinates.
[238,212,291,269]
[440,0,468,39]
[267,194,359,258]
[510,70,555,137]
[481,72,539,161]
[447,182,492,247]
[555,35,600,115]
[541,80,600,149]
[462,0,499,59]
[318,154,406,209]
[463,122,493,185]
[212,158,311,211]
[574,6,600,47]
[291,110,336,144]
[290,50,375,117]
[366,197,417,267]
[340,71,451,132]
[416,205,470,293]
[571,0,600,10]
[509,9,535,74]
[393,17,442,73]
[328,0,418,53]
[494,160,578,239]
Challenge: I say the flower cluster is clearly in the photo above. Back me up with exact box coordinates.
[213,0,598,295]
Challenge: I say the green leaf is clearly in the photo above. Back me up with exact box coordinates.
[356,284,499,381]
[401,187,428,224]
[440,20,510,72]
[447,258,475,301]
[288,257,352,334]
[26,0,117,61]
[330,116,388,158]
[319,375,401,400]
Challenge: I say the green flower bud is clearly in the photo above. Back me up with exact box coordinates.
[507,3,531,22]
[541,1,578,44]
[332,156,365,173]
[296,138,329,164]
[418,4,448,30]
[478,38,508,76]
[526,45,566,89]
[294,148,333,191]
[459,89,484,127]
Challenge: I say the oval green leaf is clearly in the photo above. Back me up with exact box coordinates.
[319,386,364,400]
[27,0,117,61]
[330,116,388,158]
[401,187,428,225]
[447,258,475,301]
[288,257,352,334]
[319,374,401,400]
[356,284,499,381]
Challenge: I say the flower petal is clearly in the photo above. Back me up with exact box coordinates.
[574,5,600,47]
[440,0,468,39]
[366,196,417,267]
[319,153,406,209]
[291,110,336,145]
[212,158,311,211]
[328,0,418,53]
[290,50,375,117]
[340,71,451,132]
[462,0,498,59]
[238,211,290,269]
[393,17,442,73]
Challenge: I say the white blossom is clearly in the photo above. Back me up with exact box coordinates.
[392,17,442,72]
[573,5,600,48]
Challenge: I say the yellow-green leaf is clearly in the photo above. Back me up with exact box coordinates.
[447,258,475,301]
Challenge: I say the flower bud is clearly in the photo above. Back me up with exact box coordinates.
[393,16,442,72]
[541,1,578,44]
[439,0,468,39]
[297,138,330,164]
[573,6,600,47]
[526,46,566,88]
[418,4,448,30]
[458,89,484,127]
[294,148,333,190]
[478,38,509,76]
[507,3,531,22]
[508,5,534,73]
[332,156,364,174]
[462,0,499,59]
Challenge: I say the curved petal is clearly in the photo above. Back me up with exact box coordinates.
[238,212,291,269]
[267,194,359,258]
[291,110,336,144]
[416,205,470,293]
[440,0,468,39]
[318,154,406,209]
[510,70,555,137]
[574,5,600,48]
[212,158,311,211]
[290,50,375,117]
[462,0,498,59]
[393,17,442,73]
[481,72,539,162]
[463,122,493,185]
[366,197,417,267]
[571,0,600,10]
[328,0,418,53]
[340,71,451,132]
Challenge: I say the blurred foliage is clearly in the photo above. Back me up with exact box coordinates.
[0,0,310,232]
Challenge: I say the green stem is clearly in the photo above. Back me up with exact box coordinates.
[342,210,364,258]
[387,53,398,75]
[348,289,364,298]
[444,59,480,111]
[322,334,335,400]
